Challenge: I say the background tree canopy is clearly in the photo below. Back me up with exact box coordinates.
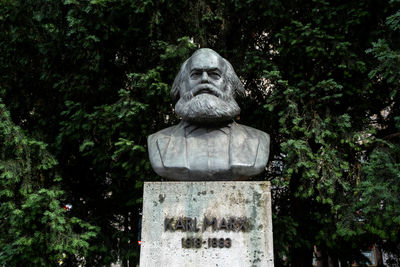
[1,0,399,266]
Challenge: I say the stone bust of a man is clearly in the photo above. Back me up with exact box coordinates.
[148,48,270,180]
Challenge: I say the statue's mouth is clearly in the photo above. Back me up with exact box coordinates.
[192,85,221,98]
[195,88,217,96]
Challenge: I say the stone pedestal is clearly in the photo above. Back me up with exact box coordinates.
[139,181,274,267]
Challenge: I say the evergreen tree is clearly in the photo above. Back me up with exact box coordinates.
[0,101,97,266]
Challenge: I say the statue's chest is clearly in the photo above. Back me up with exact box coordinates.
[186,128,230,171]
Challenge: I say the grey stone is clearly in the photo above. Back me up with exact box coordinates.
[139,181,274,267]
[148,49,270,181]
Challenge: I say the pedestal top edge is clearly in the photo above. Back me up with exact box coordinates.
[144,181,271,187]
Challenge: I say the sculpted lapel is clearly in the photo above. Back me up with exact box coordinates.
[156,123,187,169]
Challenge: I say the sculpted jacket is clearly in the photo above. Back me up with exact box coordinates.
[148,121,270,180]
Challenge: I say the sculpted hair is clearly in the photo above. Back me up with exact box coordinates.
[171,49,245,102]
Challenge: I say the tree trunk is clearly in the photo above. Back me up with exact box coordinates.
[289,173,314,266]
[291,246,313,267]
[315,246,329,267]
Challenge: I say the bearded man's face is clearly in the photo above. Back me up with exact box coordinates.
[174,51,240,123]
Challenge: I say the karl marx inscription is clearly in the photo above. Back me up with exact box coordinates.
[164,216,249,232]
[148,48,270,181]
[164,216,250,250]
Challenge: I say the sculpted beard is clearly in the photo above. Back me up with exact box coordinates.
[175,84,240,122]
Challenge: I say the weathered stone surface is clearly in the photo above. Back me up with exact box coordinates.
[140,181,274,267]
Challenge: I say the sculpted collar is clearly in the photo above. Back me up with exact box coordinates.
[182,120,232,136]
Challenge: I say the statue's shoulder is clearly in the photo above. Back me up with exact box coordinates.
[234,123,270,142]
[230,123,270,175]
[147,124,183,153]
[148,125,177,140]
[147,125,179,174]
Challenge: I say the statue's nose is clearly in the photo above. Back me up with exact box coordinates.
[201,72,209,83]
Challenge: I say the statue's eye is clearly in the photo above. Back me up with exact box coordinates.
[190,71,201,78]
[209,72,221,79]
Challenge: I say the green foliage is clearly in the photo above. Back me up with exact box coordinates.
[0,101,97,266]
[359,140,400,239]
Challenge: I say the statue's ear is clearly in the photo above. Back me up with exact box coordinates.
[224,58,245,99]
[171,79,180,102]
[234,77,245,98]
[171,59,189,102]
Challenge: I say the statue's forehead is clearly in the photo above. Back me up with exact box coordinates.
[189,52,225,71]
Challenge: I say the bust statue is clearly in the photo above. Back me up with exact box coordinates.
[148,48,270,180]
